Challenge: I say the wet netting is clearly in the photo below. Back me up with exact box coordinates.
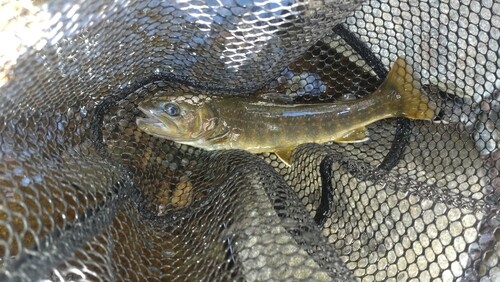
[0,0,498,281]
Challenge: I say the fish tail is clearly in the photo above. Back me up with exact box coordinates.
[376,57,437,120]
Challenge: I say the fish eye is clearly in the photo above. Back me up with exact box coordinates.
[161,102,181,117]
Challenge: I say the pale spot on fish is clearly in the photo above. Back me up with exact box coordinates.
[282,111,316,117]
[229,130,240,142]
[267,124,279,131]
[390,90,401,99]
[338,108,350,116]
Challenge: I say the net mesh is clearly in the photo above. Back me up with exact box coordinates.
[0,0,498,281]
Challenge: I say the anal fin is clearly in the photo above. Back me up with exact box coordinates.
[274,148,294,166]
[334,127,370,143]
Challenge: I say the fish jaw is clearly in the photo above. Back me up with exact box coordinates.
[136,103,214,143]
[137,103,163,125]
[136,105,181,140]
[136,103,163,127]
[136,116,172,139]
[136,115,219,150]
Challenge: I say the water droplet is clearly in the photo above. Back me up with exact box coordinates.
[80,106,88,117]
[21,177,31,186]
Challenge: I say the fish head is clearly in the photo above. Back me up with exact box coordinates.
[136,95,218,142]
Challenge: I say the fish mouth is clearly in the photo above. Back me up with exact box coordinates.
[136,105,191,141]
[136,106,165,128]
[136,117,164,127]
[135,105,176,139]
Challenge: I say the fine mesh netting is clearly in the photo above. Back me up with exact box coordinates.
[0,0,499,281]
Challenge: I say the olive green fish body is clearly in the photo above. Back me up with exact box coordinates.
[206,96,387,152]
[136,58,436,164]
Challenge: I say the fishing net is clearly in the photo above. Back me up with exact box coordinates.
[0,0,498,281]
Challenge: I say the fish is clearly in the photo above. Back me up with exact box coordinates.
[136,57,437,165]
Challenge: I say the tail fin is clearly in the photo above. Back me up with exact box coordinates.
[376,57,437,120]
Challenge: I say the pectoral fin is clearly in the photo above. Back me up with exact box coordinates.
[274,148,294,166]
[334,127,370,143]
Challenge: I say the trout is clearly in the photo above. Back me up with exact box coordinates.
[136,57,437,165]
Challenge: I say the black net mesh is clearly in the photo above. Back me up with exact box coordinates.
[0,0,498,281]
